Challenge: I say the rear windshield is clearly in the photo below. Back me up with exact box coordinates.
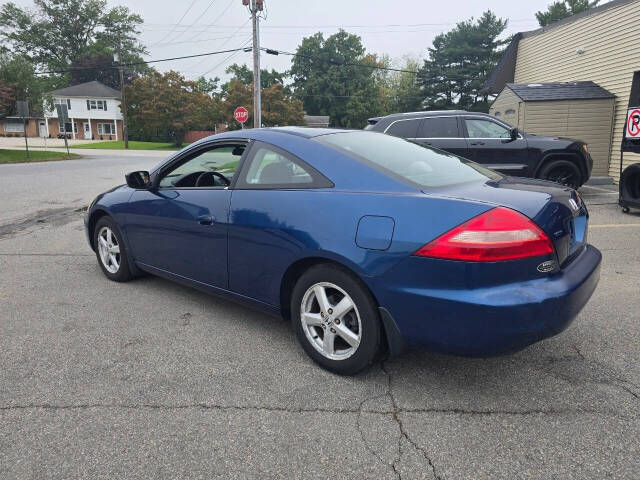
[316,131,501,188]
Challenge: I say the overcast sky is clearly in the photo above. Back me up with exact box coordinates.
[14,0,577,79]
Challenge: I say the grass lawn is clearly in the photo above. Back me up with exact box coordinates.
[0,149,81,164]
[69,140,185,150]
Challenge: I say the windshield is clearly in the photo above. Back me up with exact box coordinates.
[316,131,502,188]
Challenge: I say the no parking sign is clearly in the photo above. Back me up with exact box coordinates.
[626,108,640,138]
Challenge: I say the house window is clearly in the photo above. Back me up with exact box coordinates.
[4,119,24,132]
[54,98,71,110]
[59,122,78,133]
[87,99,107,111]
[97,123,115,135]
[505,109,516,115]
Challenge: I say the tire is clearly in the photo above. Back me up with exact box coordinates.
[291,264,382,375]
[538,160,583,189]
[93,216,133,282]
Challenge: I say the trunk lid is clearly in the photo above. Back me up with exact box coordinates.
[426,176,588,267]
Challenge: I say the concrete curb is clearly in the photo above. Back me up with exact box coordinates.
[586,176,615,185]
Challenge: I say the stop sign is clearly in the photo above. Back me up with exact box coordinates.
[234,106,249,124]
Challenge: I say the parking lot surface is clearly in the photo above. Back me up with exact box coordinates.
[1,156,638,479]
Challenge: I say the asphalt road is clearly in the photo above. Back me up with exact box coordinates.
[0,156,638,479]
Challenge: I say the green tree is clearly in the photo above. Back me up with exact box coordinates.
[0,53,59,115]
[222,63,288,94]
[0,0,147,77]
[262,83,305,127]
[289,30,386,128]
[381,56,422,114]
[536,0,600,27]
[222,79,252,129]
[195,76,221,96]
[126,70,222,146]
[0,81,15,117]
[418,10,507,112]
[221,79,304,130]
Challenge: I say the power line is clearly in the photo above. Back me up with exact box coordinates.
[149,0,199,47]
[34,47,250,75]
[186,17,252,73]
[163,0,219,46]
[178,0,235,45]
[261,47,419,74]
[140,19,536,29]
[197,37,252,77]
[151,33,239,48]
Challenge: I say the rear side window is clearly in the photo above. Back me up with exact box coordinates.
[385,119,419,138]
[316,131,501,189]
[236,142,333,189]
[417,117,459,138]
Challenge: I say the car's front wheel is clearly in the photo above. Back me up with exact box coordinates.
[291,265,382,375]
[94,216,133,282]
[539,159,583,189]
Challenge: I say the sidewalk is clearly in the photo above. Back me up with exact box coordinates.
[0,137,102,148]
[0,137,172,158]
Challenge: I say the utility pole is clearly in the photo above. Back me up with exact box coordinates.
[17,101,30,160]
[114,53,129,149]
[249,0,263,128]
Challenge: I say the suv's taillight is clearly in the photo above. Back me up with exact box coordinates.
[413,207,554,262]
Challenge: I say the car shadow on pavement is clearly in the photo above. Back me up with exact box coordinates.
[125,269,638,419]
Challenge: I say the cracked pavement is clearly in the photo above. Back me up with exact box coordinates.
[1,157,639,479]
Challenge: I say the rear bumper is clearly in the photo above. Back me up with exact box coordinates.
[378,244,601,356]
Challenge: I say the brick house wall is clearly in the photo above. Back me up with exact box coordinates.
[45,118,122,139]
[0,118,39,137]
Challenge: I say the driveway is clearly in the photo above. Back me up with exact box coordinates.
[0,156,638,479]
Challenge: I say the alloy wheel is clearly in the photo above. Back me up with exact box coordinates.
[300,282,362,360]
[546,165,580,188]
[97,226,121,274]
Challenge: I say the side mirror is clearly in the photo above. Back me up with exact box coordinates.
[502,128,519,143]
[125,171,151,189]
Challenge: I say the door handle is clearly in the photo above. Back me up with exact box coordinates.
[469,141,485,146]
[197,215,215,225]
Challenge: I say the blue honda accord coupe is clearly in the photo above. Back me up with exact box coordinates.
[85,127,601,375]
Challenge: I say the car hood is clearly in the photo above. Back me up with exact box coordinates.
[425,176,587,266]
[523,132,583,145]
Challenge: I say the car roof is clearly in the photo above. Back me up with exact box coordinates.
[189,127,354,145]
[269,126,355,138]
[369,111,492,123]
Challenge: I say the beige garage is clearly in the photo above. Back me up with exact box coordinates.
[483,0,640,182]
[490,82,616,177]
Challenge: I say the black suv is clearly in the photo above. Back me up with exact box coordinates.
[366,111,593,188]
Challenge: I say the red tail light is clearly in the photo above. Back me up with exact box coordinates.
[413,207,554,262]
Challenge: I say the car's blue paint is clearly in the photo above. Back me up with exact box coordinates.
[85,128,601,356]
[355,215,395,251]
[370,244,601,355]
[124,188,231,288]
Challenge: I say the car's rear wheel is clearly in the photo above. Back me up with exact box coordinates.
[94,216,133,282]
[291,265,382,375]
[539,160,583,189]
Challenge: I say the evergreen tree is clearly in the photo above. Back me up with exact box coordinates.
[418,11,508,112]
[536,0,600,27]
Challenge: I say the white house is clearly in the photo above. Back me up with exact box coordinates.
[43,80,123,140]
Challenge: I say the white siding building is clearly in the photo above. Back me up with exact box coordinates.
[44,80,123,140]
